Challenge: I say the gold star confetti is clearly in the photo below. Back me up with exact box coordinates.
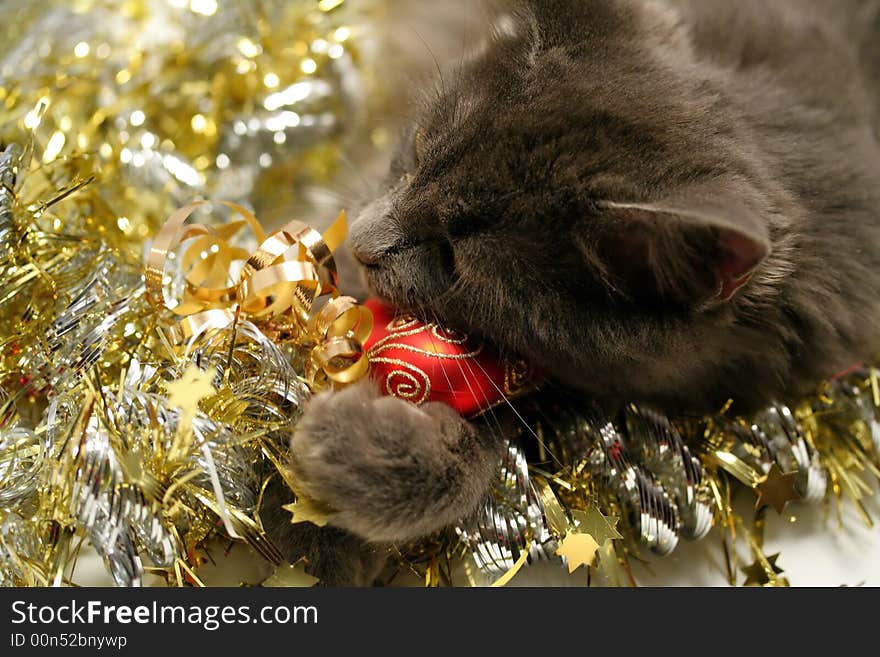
[742,552,787,587]
[164,364,218,460]
[282,497,332,527]
[755,464,801,514]
[556,531,600,573]
[165,363,218,415]
[570,505,624,546]
[261,561,319,588]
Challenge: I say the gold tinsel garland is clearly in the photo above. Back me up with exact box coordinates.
[0,0,376,587]
[0,0,878,588]
[448,381,880,587]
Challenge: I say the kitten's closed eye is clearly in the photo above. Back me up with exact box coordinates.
[444,199,493,239]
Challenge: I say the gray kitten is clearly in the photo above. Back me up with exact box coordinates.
[264,0,880,583]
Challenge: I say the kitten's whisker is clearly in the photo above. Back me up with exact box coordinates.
[427,308,507,445]
[410,27,446,99]
[425,307,503,442]
[299,186,354,207]
[495,188,526,204]
[423,307,458,403]
[432,284,458,310]
[434,271,468,309]
[309,179,367,211]
[444,322,504,429]
[467,345,564,470]
[460,356,509,444]
[334,152,380,200]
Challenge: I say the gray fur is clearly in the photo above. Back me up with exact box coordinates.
[280,0,880,579]
[350,0,880,413]
[288,380,505,542]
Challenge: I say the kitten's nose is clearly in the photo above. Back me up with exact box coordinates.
[349,196,405,266]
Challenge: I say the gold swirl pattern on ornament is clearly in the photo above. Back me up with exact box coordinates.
[146,203,371,388]
[431,325,468,344]
[387,316,422,332]
[386,315,468,346]
[370,316,482,360]
[369,357,431,404]
[370,341,483,361]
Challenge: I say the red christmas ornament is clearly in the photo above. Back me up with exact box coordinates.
[362,298,536,418]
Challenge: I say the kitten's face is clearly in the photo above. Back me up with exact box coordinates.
[349,1,776,408]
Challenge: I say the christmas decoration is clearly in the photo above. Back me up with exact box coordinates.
[0,0,372,249]
[0,133,375,586]
[0,0,377,587]
[283,498,331,528]
[754,464,801,514]
[0,0,877,590]
[362,298,535,418]
[555,532,600,574]
[441,376,880,587]
[742,553,787,587]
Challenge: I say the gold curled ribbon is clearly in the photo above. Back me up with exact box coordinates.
[146,203,369,388]
[146,200,266,314]
[307,296,373,384]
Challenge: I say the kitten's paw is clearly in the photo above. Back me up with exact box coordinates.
[289,379,501,543]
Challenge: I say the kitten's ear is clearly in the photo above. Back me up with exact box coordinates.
[581,187,770,308]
